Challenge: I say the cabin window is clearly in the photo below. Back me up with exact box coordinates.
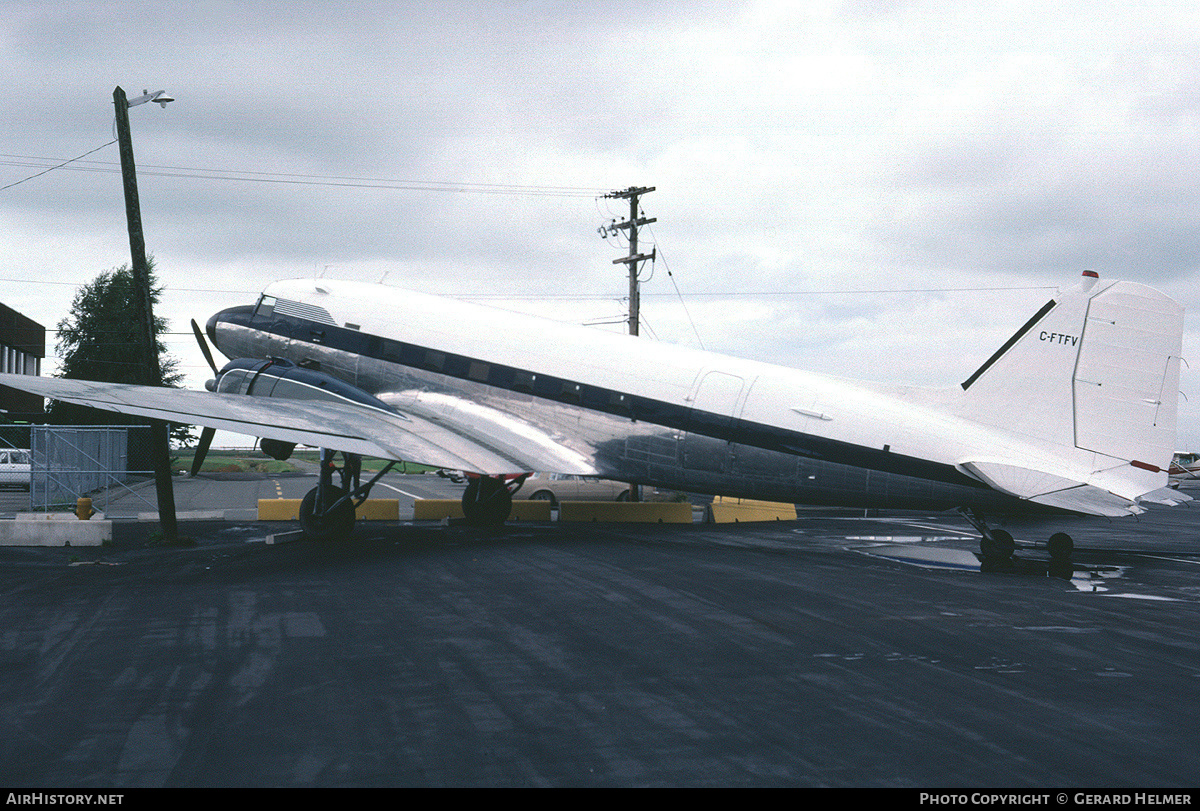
[381,340,403,364]
[513,371,536,393]
[423,350,446,372]
[468,361,490,382]
[559,382,582,403]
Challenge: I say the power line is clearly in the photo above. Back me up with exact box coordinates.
[0,152,608,198]
[0,141,117,192]
[0,275,1058,300]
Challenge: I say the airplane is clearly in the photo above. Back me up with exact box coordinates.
[1170,452,1200,482]
[0,269,1188,560]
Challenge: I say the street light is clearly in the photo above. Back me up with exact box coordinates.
[112,85,177,543]
[125,89,175,109]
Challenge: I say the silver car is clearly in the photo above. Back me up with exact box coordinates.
[520,473,630,506]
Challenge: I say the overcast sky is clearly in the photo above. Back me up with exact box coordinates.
[4,0,1200,452]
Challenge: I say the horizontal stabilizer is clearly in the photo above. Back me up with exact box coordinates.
[960,459,1145,517]
[1138,486,1194,507]
[959,460,1081,499]
[1026,486,1144,517]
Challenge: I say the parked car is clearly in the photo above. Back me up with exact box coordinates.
[0,449,31,491]
[519,473,630,506]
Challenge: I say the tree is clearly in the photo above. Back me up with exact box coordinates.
[48,259,192,444]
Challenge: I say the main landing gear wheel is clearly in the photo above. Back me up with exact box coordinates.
[462,476,516,527]
[299,486,356,541]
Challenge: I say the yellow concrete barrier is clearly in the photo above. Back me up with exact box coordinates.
[412,499,463,520]
[707,496,797,523]
[508,500,553,521]
[257,499,400,521]
[413,499,553,521]
[559,501,693,523]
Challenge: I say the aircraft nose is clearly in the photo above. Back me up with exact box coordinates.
[206,305,253,357]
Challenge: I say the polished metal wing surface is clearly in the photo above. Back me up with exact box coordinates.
[0,373,588,476]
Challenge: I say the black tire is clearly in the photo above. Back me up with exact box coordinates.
[1048,532,1074,560]
[530,490,558,507]
[981,529,1015,560]
[299,486,356,541]
[462,478,513,527]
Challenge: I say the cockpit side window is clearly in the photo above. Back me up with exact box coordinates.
[254,295,276,321]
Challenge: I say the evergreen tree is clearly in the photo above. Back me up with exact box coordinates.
[48,259,192,444]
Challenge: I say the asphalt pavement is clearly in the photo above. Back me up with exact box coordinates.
[2,474,1200,788]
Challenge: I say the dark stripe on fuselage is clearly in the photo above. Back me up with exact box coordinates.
[219,307,989,491]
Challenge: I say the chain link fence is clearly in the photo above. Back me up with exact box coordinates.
[23,425,154,512]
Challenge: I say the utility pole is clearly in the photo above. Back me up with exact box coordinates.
[604,186,656,336]
[602,186,656,503]
[113,86,178,543]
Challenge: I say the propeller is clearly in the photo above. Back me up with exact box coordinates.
[192,319,219,377]
[190,319,219,476]
[190,426,216,477]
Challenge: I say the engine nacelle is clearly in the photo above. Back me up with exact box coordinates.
[260,438,297,461]
[212,358,397,454]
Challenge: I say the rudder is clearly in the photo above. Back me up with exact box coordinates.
[959,272,1183,471]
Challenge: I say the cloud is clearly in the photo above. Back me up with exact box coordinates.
[3,0,1200,451]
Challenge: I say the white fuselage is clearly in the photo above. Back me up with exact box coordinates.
[209,278,1039,511]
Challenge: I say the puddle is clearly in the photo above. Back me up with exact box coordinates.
[849,539,1128,592]
[845,535,972,543]
[861,544,982,571]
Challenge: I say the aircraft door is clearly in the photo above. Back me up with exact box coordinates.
[682,371,745,474]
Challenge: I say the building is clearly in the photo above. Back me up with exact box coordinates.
[0,302,45,419]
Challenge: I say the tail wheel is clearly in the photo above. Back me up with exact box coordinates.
[1048,532,1074,560]
[981,528,1015,560]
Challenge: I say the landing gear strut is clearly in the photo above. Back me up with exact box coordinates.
[298,448,397,541]
[959,508,1075,567]
[960,508,1015,561]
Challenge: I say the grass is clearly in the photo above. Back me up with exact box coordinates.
[173,448,439,475]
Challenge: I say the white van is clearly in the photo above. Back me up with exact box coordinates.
[0,449,31,490]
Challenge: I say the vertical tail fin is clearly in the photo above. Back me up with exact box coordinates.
[960,272,1183,472]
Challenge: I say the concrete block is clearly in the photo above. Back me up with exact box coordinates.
[508,500,552,521]
[412,499,552,521]
[707,496,797,523]
[559,501,693,523]
[413,499,463,520]
[257,499,400,521]
[0,517,111,546]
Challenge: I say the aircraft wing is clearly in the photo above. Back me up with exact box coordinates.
[0,374,594,476]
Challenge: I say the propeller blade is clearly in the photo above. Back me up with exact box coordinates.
[190,427,216,477]
[192,318,219,376]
